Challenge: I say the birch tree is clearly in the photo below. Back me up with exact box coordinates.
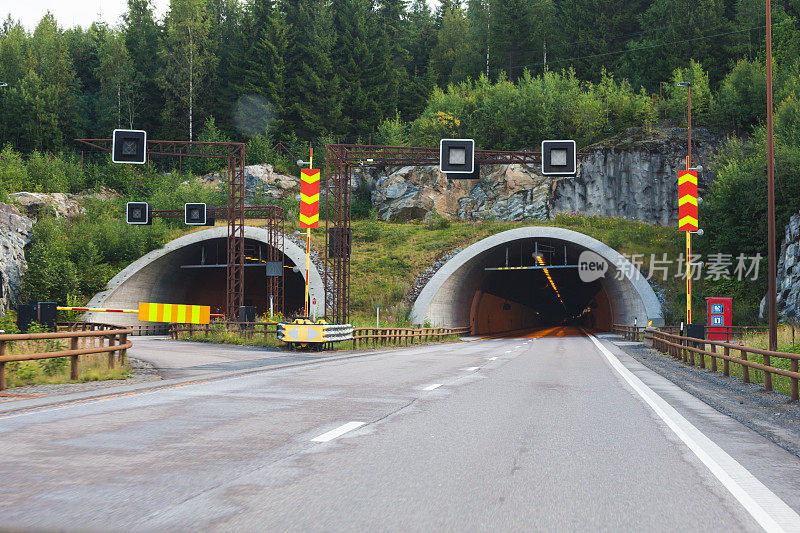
[159,0,217,140]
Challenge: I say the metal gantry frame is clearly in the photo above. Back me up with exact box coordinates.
[324,144,544,324]
[76,139,285,319]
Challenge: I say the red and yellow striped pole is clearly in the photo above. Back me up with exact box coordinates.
[299,148,320,318]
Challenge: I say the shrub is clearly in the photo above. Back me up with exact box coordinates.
[425,211,451,230]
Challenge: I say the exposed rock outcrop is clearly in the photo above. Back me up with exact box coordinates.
[368,127,722,224]
[551,127,721,225]
[0,203,34,311]
[371,164,552,222]
[773,212,800,320]
[9,192,86,219]
[198,164,299,199]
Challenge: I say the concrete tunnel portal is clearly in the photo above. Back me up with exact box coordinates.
[411,227,664,335]
[85,227,325,325]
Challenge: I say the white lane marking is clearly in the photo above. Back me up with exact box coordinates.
[504,351,511,354]
[488,357,498,361]
[462,367,480,372]
[311,421,365,443]
[587,333,800,533]
[422,383,442,391]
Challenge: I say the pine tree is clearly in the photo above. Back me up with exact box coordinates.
[282,0,342,139]
[229,0,286,137]
[123,0,164,133]
[330,0,376,136]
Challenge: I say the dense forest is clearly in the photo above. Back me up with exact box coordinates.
[1,0,799,152]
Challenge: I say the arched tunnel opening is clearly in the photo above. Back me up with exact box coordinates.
[85,227,325,326]
[411,227,663,336]
[470,239,612,335]
[170,237,305,317]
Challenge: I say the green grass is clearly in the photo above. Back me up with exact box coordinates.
[3,352,129,389]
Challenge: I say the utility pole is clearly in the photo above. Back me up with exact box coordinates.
[766,0,778,351]
[486,0,490,78]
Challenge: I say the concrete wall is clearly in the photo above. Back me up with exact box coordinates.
[471,291,540,335]
[410,227,664,329]
[85,227,324,325]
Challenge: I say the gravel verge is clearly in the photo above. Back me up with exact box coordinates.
[0,358,162,402]
[613,338,800,458]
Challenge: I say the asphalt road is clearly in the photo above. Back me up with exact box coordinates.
[127,337,323,379]
[1,327,799,532]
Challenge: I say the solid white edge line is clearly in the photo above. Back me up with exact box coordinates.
[587,333,800,533]
[423,383,442,391]
[311,421,365,443]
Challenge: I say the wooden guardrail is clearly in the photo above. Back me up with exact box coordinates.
[352,327,471,349]
[612,324,770,342]
[169,322,471,349]
[646,329,800,401]
[612,325,647,341]
[169,321,279,341]
[0,326,133,390]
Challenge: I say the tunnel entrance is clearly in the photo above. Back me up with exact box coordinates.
[168,237,305,317]
[86,226,325,326]
[469,239,612,335]
[411,227,663,335]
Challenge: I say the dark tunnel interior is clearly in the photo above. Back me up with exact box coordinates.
[470,238,612,335]
[162,238,305,317]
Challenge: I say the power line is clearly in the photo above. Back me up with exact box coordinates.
[497,20,790,74]
[489,6,770,62]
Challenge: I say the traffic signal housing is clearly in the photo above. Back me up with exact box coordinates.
[126,202,151,225]
[440,139,476,178]
[185,203,210,226]
[112,129,147,164]
[541,140,577,176]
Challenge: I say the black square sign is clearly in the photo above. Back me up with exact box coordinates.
[126,202,150,225]
[541,140,577,176]
[185,203,207,225]
[112,129,147,164]
[440,139,475,174]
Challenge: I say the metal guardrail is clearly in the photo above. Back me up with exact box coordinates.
[0,325,132,390]
[352,327,471,349]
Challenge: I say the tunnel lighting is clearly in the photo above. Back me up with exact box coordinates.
[536,255,567,310]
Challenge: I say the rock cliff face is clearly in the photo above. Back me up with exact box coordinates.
[774,212,800,320]
[0,203,34,311]
[368,127,721,224]
[371,164,552,222]
[551,127,720,225]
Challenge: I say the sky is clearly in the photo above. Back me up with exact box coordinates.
[5,1,171,30]
[5,0,440,31]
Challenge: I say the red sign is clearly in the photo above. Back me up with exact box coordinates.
[706,297,732,341]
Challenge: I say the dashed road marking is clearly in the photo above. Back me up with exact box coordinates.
[462,367,480,372]
[311,422,365,443]
[422,383,442,391]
